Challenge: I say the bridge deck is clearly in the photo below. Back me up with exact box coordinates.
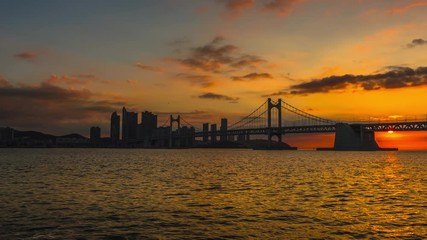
[194,121,427,137]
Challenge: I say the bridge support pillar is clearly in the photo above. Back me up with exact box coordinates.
[333,123,380,150]
[267,98,282,148]
[210,124,217,144]
[169,115,181,148]
[202,123,209,143]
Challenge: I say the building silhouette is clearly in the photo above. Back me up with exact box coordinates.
[203,123,209,142]
[90,126,101,142]
[220,118,227,142]
[0,127,14,144]
[110,112,120,143]
[122,107,138,142]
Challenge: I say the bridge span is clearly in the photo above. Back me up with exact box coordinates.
[165,99,426,150]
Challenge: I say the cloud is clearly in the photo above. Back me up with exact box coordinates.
[0,79,126,134]
[176,73,215,88]
[217,0,255,18]
[286,66,427,95]
[47,74,95,86]
[263,0,304,16]
[174,36,265,73]
[387,0,427,14]
[232,72,273,81]
[0,76,11,87]
[198,92,239,102]
[261,91,287,97]
[406,38,427,48]
[15,51,39,61]
[135,63,163,72]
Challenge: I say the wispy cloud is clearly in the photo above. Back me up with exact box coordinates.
[15,51,39,61]
[406,38,427,48]
[176,73,215,88]
[198,92,239,102]
[263,0,304,16]
[216,0,304,18]
[174,36,265,73]
[388,0,427,14]
[135,63,164,72]
[217,0,255,19]
[232,72,273,81]
[0,75,11,87]
[47,74,95,86]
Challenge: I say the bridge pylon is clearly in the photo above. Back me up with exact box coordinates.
[169,115,180,148]
[267,98,282,148]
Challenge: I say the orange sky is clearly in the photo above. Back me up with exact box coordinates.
[0,0,426,149]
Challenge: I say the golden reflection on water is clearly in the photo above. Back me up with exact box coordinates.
[0,149,426,239]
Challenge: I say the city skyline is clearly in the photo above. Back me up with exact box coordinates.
[1,0,427,149]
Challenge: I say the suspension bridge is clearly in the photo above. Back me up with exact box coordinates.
[160,98,426,150]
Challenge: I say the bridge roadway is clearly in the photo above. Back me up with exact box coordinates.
[194,121,427,137]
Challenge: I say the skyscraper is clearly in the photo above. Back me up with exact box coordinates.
[141,111,157,135]
[110,112,120,143]
[122,107,138,142]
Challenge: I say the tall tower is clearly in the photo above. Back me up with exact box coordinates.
[267,98,282,147]
[220,118,228,142]
[122,107,128,141]
[122,107,138,142]
[110,112,120,143]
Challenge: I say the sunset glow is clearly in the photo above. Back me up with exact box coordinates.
[0,0,426,149]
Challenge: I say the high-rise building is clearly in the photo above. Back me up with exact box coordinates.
[122,107,138,141]
[110,112,120,143]
[90,126,101,142]
[137,111,158,143]
[141,111,157,135]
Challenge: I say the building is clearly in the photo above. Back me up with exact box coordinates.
[90,126,101,142]
[122,107,138,142]
[139,111,157,138]
[110,112,120,143]
[210,124,217,143]
[0,127,14,144]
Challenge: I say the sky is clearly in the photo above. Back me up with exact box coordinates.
[0,0,426,149]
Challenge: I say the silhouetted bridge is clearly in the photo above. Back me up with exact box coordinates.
[163,99,426,150]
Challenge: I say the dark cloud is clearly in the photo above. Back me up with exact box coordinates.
[406,38,427,48]
[176,73,215,88]
[232,72,273,81]
[135,63,163,72]
[198,92,239,102]
[217,0,255,18]
[174,36,265,73]
[261,91,287,97]
[156,110,208,116]
[263,0,304,16]
[287,66,427,95]
[0,79,126,135]
[15,51,39,61]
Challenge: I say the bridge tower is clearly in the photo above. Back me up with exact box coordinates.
[267,98,282,147]
[169,115,180,148]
